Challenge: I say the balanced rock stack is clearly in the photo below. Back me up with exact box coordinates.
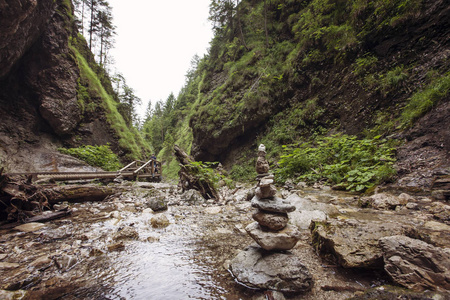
[228,145,313,294]
[247,145,301,251]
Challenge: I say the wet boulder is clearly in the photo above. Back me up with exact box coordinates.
[150,214,170,228]
[113,226,139,241]
[145,196,168,212]
[181,189,205,205]
[229,246,313,293]
[379,235,450,292]
[360,193,408,210]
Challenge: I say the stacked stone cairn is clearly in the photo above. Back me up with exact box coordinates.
[228,145,313,294]
[247,144,301,251]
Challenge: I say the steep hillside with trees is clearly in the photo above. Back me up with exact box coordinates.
[144,0,449,192]
[0,0,150,172]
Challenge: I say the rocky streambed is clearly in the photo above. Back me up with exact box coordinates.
[0,181,448,300]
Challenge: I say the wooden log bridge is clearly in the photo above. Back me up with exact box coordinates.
[4,159,162,183]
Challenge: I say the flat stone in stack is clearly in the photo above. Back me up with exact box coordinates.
[251,195,296,214]
[246,222,301,251]
[252,211,289,231]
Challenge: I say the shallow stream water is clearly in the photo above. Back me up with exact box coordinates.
[0,183,424,300]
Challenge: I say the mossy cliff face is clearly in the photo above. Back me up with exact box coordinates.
[0,0,143,171]
[188,0,449,188]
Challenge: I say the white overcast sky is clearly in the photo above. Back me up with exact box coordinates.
[107,0,213,118]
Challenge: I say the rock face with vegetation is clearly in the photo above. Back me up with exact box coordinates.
[0,0,149,172]
[142,0,449,195]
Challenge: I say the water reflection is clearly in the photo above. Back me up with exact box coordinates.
[98,222,229,299]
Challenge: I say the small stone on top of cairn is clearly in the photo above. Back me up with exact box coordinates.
[256,144,270,175]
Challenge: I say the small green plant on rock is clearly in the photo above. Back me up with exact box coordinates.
[58,144,122,171]
[399,71,450,128]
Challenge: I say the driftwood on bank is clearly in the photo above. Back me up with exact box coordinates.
[0,170,118,224]
[174,145,220,200]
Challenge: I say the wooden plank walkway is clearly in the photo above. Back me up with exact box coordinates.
[5,159,162,182]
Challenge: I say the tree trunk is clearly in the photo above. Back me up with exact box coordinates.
[0,174,121,223]
[81,0,85,36]
[236,0,249,50]
[264,0,269,48]
[40,184,117,204]
[99,28,104,65]
[173,145,220,201]
[89,0,94,50]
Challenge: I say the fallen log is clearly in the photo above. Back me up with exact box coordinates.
[39,184,118,204]
[174,145,220,200]
[0,172,123,223]
[24,208,72,223]
[0,209,72,230]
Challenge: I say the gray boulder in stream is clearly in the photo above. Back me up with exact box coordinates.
[146,196,168,211]
[229,246,313,293]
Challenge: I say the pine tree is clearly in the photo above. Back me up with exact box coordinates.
[96,4,115,66]
[209,0,235,37]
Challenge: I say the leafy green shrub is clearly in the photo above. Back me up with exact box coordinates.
[275,134,397,191]
[58,144,122,171]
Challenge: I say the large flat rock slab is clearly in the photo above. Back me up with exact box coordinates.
[229,246,313,293]
[380,235,450,292]
[311,218,407,268]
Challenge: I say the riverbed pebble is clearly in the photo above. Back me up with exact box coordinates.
[204,206,222,214]
[150,214,170,228]
[14,223,46,233]
[0,262,20,270]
